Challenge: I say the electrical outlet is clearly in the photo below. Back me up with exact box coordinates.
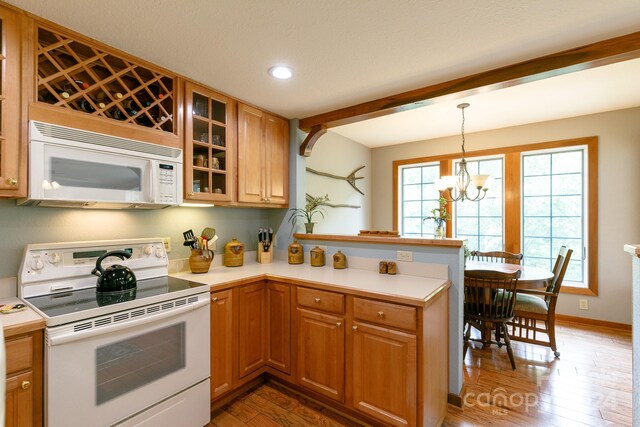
[397,251,413,262]
[162,237,171,253]
[579,299,589,310]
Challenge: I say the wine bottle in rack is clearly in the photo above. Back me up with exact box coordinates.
[108,108,126,121]
[77,98,96,113]
[74,79,90,90]
[135,114,154,127]
[122,99,138,117]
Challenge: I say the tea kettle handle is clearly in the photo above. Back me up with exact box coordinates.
[91,250,132,276]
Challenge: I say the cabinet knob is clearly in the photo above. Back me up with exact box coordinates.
[314,297,321,303]
[377,311,385,318]
[21,380,30,390]
[6,177,18,186]
[352,325,358,331]
[211,296,218,302]
[336,322,342,327]
[188,192,194,196]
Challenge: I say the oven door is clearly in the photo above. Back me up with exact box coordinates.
[45,295,210,427]
[30,140,152,203]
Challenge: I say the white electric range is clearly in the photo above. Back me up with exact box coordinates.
[19,238,211,427]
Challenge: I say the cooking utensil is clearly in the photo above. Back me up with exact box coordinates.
[91,250,137,293]
[183,229,196,242]
[183,239,197,249]
[201,227,216,241]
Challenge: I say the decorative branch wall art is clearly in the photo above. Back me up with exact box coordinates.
[306,193,360,209]
[306,166,365,195]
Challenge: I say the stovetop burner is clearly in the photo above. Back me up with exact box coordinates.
[25,276,206,320]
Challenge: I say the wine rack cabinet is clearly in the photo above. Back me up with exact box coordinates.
[34,25,178,141]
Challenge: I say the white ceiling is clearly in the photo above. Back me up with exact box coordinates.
[6,0,640,126]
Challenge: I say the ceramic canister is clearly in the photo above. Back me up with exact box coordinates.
[224,238,244,267]
[333,251,346,269]
[310,246,325,267]
[288,241,303,264]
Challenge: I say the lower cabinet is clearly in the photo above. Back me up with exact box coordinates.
[4,329,43,427]
[295,308,345,402]
[210,289,233,399]
[351,321,417,427]
[267,282,291,374]
[237,282,267,378]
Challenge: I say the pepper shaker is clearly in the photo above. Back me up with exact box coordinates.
[387,261,397,275]
[379,261,388,274]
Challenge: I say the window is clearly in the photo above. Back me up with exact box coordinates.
[454,157,504,252]
[399,162,440,237]
[522,147,587,286]
[393,136,597,295]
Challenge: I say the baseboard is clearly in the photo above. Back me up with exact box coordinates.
[447,384,466,408]
[210,377,265,412]
[556,314,631,331]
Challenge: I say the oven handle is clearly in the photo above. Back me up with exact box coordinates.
[47,297,209,346]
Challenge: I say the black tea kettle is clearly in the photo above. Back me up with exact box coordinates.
[92,250,137,293]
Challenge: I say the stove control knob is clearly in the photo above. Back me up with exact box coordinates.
[155,247,164,258]
[48,252,62,265]
[30,257,44,271]
[144,245,154,256]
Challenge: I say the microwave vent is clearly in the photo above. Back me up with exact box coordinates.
[32,121,181,159]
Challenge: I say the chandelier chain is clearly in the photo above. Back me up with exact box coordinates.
[460,105,466,157]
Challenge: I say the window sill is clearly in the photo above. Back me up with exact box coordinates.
[560,286,597,296]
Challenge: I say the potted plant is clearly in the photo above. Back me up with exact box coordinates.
[424,196,450,239]
[288,194,329,234]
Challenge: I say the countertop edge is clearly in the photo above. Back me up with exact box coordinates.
[4,318,46,337]
[293,233,464,248]
[624,244,640,257]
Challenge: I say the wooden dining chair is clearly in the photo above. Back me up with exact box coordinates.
[463,269,521,369]
[470,250,524,265]
[507,246,573,357]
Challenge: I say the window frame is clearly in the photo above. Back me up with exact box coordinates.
[397,161,442,238]
[392,136,598,296]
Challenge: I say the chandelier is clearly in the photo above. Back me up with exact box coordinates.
[437,103,490,202]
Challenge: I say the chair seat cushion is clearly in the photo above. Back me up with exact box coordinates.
[514,293,549,314]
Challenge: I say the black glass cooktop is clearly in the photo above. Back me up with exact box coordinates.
[25,276,208,318]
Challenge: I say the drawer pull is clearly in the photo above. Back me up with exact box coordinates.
[377,311,385,318]
[336,322,342,327]
[352,325,358,331]
[314,297,321,303]
[21,380,30,390]
[6,178,18,186]
[211,297,218,302]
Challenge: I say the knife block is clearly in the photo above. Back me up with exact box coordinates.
[257,245,273,264]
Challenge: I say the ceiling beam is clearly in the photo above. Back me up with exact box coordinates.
[299,124,327,156]
[299,31,640,133]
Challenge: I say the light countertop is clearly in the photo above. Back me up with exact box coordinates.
[624,244,640,257]
[0,297,45,337]
[171,259,450,306]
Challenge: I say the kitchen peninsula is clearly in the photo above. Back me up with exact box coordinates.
[172,234,463,427]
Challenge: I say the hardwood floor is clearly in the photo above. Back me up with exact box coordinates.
[445,320,632,427]
[210,321,632,426]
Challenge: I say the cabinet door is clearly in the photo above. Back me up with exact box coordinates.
[351,321,417,427]
[185,81,236,203]
[5,371,34,427]
[237,103,265,203]
[264,113,289,205]
[296,308,344,401]
[267,282,291,374]
[210,289,233,399]
[238,282,267,378]
[0,7,23,196]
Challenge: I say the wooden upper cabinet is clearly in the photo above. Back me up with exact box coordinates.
[184,81,236,203]
[237,102,289,207]
[210,289,234,400]
[26,21,182,148]
[351,321,417,427]
[237,282,267,378]
[0,6,24,197]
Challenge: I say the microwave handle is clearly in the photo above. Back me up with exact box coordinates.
[47,297,209,346]
[149,162,156,203]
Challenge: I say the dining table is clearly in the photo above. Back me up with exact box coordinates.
[464,260,555,346]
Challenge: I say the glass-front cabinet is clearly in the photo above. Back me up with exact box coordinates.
[0,6,23,197]
[184,81,236,203]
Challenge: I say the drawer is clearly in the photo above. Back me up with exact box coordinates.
[353,298,417,331]
[297,287,345,314]
[5,335,33,375]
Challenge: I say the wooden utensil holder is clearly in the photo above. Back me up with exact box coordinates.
[189,249,214,273]
[257,245,273,264]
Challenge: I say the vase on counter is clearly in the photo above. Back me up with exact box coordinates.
[189,249,214,274]
[434,222,446,239]
[304,222,315,234]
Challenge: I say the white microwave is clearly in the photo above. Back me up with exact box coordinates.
[19,121,183,209]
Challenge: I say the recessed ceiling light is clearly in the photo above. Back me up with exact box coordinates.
[268,65,294,80]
